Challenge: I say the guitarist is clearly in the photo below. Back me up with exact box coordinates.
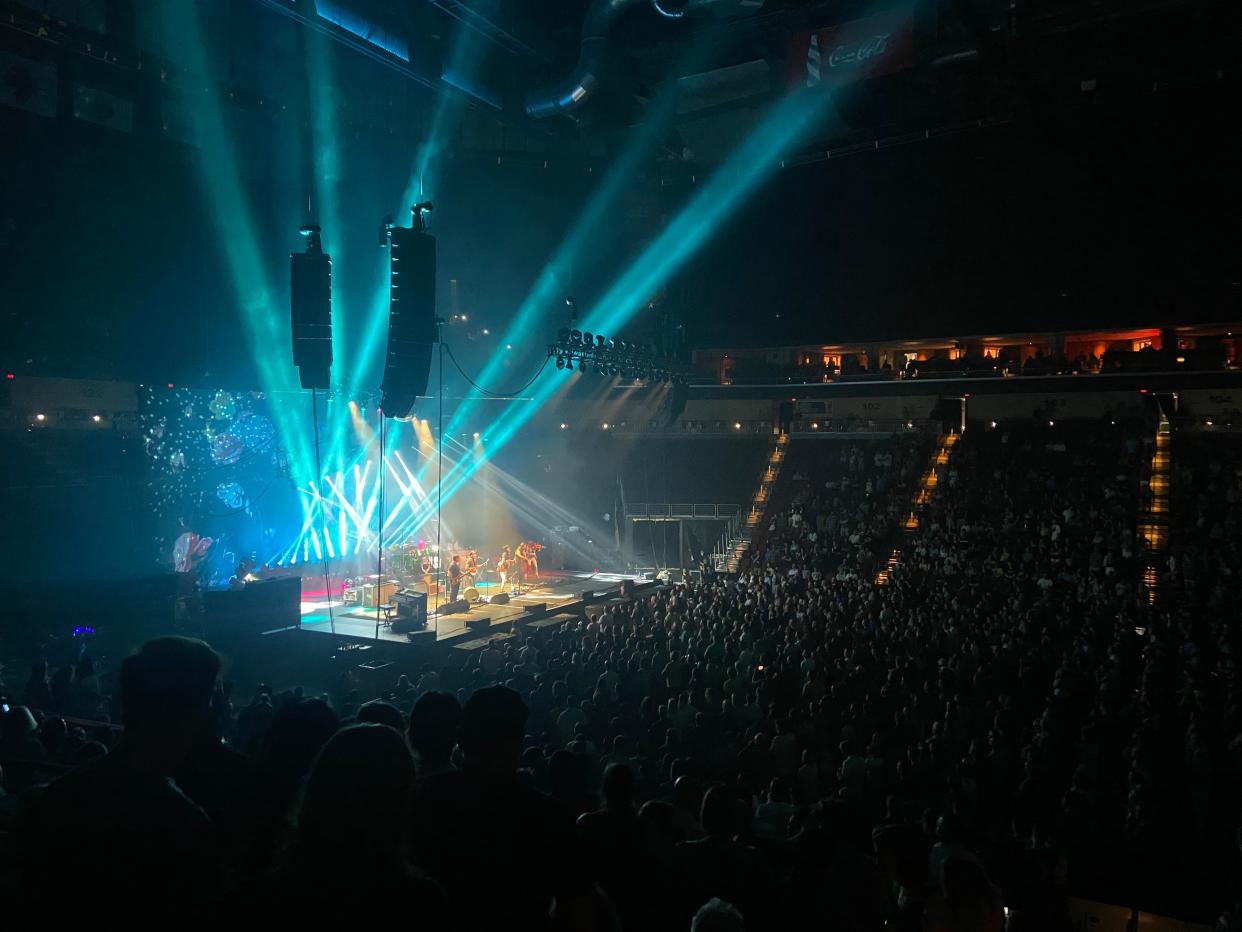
[497,545,515,596]
[464,550,488,588]
[421,554,435,594]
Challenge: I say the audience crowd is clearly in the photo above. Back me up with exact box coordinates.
[1,420,1239,930]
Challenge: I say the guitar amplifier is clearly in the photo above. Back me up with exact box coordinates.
[343,587,361,604]
[362,581,400,608]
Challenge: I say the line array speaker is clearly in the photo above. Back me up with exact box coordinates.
[380,225,436,418]
[290,229,333,390]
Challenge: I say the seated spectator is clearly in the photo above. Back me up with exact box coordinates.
[241,724,445,922]
[408,690,462,778]
[676,786,773,929]
[409,685,598,930]
[577,763,666,928]
[243,697,340,876]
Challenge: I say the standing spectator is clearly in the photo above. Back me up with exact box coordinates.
[21,662,53,712]
[20,637,222,914]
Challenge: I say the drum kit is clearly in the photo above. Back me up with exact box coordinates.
[386,543,420,575]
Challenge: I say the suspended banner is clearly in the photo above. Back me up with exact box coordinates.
[786,9,917,89]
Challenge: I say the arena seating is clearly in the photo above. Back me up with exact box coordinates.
[2,417,1239,929]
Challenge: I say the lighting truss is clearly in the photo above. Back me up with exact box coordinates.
[547,329,693,383]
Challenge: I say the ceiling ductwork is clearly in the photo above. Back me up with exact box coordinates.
[526,0,762,119]
[525,0,650,119]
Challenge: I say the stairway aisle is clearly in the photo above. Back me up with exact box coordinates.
[718,432,788,572]
[875,432,959,585]
[1138,414,1171,604]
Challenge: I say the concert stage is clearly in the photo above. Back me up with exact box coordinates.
[296,570,645,647]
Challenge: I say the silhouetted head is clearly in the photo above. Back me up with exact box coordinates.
[460,686,527,773]
[408,690,462,770]
[119,637,220,761]
[357,700,405,733]
[295,724,415,864]
[602,763,636,812]
[700,785,739,839]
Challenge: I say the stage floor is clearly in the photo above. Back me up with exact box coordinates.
[297,571,639,643]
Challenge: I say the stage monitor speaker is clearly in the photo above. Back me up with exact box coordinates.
[490,592,510,605]
[391,589,427,633]
[581,590,595,603]
[436,598,469,615]
[465,616,489,630]
[524,603,547,622]
[290,235,333,391]
[380,225,436,418]
[405,629,435,644]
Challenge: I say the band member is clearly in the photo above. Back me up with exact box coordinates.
[228,559,257,590]
[421,554,434,594]
[448,555,463,603]
[497,546,515,595]
[518,541,540,581]
[464,549,485,587]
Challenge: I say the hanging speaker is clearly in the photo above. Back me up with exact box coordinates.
[380,224,436,418]
[290,226,333,390]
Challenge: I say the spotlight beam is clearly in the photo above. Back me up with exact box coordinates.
[425,84,842,520]
[438,37,719,448]
[157,3,314,481]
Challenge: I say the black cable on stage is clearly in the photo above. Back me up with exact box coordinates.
[375,412,385,638]
[311,388,336,635]
[443,343,551,398]
[436,337,444,622]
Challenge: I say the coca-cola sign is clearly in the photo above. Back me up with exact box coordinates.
[786,10,916,88]
[826,33,893,69]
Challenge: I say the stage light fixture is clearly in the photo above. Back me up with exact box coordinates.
[556,356,567,370]
[570,330,581,343]
[35,413,45,421]
[92,414,102,423]
[560,423,568,429]
[565,359,574,371]
[595,334,607,347]
[583,331,593,346]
